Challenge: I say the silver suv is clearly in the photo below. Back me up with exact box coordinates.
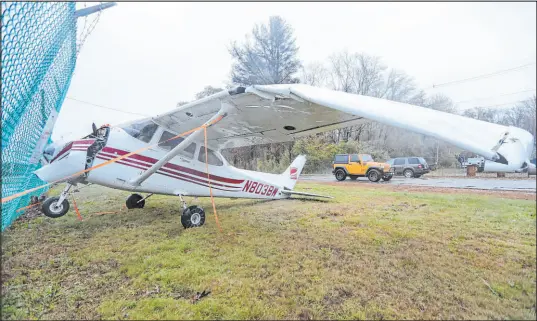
[386,157,430,178]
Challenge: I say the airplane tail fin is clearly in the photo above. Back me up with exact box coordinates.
[281,155,307,190]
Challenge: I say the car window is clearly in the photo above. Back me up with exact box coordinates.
[386,159,394,165]
[198,146,223,166]
[334,155,348,164]
[361,154,374,162]
[394,158,405,165]
[350,154,359,162]
[419,157,428,165]
[408,157,420,165]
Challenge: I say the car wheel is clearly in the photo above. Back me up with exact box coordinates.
[403,169,414,178]
[367,169,381,182]
[335,169,347,181]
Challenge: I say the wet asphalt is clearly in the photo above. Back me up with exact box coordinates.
[301,175,536,192]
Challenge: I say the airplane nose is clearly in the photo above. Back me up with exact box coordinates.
[34,165,55,183]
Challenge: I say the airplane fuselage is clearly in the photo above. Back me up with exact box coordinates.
[35,126,290,200]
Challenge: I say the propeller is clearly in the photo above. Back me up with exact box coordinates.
[92,122,98,136]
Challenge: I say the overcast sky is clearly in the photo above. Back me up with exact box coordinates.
[53,2,536,142]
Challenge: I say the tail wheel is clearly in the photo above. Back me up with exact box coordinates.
[403,169,414,178]
[335,169,347,181]
[126,193,145,209]
[42,197,70,218]
[181,205,206,228]
[367,169,381,182]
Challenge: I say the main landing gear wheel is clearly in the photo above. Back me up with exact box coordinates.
[42,197,70,218]
[181,205,206,229]
[126,193,145,209]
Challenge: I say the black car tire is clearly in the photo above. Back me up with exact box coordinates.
[335,169,347,181]
[367,169,381,182]
[403,169,414,178]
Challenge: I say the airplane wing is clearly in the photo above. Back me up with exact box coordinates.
[151,84,534,171]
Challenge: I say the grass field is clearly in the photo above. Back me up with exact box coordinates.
[2,182,536,320]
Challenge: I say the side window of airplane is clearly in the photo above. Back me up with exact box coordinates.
[121,120,158,143]
[158,130,197,159]
[181,143,197,159]
[158,130,184,151]
[198,146,223,166]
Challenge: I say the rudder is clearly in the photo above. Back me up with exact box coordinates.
[281,155,307,190]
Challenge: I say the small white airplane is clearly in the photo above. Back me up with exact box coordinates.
[34,84,536,228]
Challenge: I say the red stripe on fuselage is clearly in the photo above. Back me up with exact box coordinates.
[95,155,238,192]
[101,146,244,184]
[50,142,73,163]
[97,153,241,189]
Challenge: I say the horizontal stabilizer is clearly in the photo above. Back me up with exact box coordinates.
[281,190,333,199]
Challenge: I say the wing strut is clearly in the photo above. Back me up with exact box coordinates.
[128,102,231,186]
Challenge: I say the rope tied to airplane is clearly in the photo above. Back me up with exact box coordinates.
[4,117,225,232]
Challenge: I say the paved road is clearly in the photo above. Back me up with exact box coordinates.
[301,175,536,192]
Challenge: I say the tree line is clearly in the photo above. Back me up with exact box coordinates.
[189,16,536,173]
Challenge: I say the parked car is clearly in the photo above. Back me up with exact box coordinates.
[332,153,394,182]
[386,157,430,178]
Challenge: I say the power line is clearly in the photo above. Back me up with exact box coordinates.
[65,97,150,117]
[430,62,536,89]
[454,89,536,104]
[471,99,530,109]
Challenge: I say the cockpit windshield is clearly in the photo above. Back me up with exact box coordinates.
[120,119,158,143]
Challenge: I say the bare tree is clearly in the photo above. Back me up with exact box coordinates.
[229,16,301,86]
[195,86,224,99]
[299,61,328,87]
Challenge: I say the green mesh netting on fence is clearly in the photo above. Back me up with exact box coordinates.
[1,2,77,231]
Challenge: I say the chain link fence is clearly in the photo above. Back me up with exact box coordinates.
[1,2,106,231]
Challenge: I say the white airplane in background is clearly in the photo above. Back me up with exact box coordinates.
[33,84,536,228]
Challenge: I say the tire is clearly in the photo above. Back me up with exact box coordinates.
[367,169,381,182]
[126,193,145,209]
[350,176,358,181]
[382,175,392,181]
[403,169,414,178]
[181,205,206,228]
[334,169,347,181]
[42,197,70,218]
[414,174,422,178]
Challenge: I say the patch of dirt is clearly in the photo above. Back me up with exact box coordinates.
[317,181,536,200]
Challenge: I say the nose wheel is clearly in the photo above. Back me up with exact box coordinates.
[42,183,73,218]
[42,196,70,218]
